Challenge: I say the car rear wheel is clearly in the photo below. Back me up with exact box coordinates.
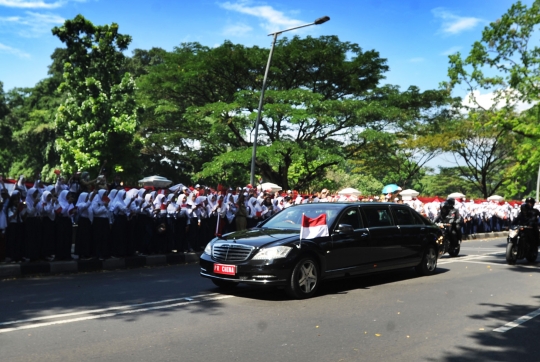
[415,244,437,276]
[211,278,239,290]
[286,257,319,299]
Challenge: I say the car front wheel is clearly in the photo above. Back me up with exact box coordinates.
[286,257,319,299]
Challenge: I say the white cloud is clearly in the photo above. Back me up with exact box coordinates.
[219,1,304,34]
[441,46,462,56]
[462,89,535,113]
[409,57,425,63]
[432,8,482,35]
[0,11,64,37]
[0,0,64,8]
[222,23,253,37]
[0,42,30,57]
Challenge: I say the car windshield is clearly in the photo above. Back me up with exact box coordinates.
[260,204,343,230]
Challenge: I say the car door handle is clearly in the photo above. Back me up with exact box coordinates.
[420,228,425,231]
[361,233,368,237]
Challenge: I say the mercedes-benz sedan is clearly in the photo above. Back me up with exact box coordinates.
[200,202,443,299]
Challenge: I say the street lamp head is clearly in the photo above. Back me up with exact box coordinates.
[314,16,330,25]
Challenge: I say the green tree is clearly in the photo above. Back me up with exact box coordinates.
[0,81,15,176]
[446,111,517,198]
[418,167,483,199]
[52,15,141,179]
[8,49,68,181]
[138,36,449,189]
[445,0,540,195]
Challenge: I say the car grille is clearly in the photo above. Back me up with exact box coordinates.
[212,243,254,262]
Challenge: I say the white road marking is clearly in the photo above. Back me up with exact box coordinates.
[493,308,540,333]
[0,293,229,331]
[438,255,494,265]
[446,260,539,269]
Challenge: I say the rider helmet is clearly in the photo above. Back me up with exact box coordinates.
[525,197,535,205]
[445,197,455,208]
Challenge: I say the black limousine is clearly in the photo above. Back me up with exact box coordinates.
[200,202,444,299]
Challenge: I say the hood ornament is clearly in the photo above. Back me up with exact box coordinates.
[233,237,237,243]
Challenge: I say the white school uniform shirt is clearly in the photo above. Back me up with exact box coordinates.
[39,191,56,221]
[92,190,110,218]
[76,192,93,222]
[25,188,41,217]
[57,190,74,218]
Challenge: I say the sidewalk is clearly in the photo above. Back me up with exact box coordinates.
[0,231,508,279]
[0,252,203,279]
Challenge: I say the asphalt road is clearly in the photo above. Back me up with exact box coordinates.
[1,236,539,362]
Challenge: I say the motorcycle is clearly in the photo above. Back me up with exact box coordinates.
[506,225,539,265]
[436,222,461,257]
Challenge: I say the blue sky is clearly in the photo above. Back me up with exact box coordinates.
[0,0,530,95]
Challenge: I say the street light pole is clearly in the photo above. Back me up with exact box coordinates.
[249,16,330,187]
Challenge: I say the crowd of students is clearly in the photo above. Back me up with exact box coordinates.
[0,171,527,264]
[0,174,325,263]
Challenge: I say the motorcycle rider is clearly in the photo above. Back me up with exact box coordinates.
[435,198,463,242]
[514,197,540,246]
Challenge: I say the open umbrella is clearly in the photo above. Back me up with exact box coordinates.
[448,192,466,199]
[338,187,361,196]
[399,189,419,201]
[487,195,504,202]
[138,175,173,188]
[382,184,401,194]
[258,182,282,192]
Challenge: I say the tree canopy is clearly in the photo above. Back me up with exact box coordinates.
[52,14,141,179]
[0,11,533,199]
[445,0,540,197]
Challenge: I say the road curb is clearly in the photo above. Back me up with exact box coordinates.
[0,252,203,279]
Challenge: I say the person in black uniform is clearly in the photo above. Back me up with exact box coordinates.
[435,198,463,242]
[514,197,540,246]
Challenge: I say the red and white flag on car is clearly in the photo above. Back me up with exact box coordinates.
[300,214,329,240]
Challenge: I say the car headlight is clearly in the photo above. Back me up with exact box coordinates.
[204,242,213,255]
[252,246,293,260]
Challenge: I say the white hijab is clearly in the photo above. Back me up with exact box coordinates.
[76,192,93,222]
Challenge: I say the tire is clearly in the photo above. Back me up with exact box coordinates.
[285,257,319,299]
[448,243,461,257]
[506,242,517,265]
[211,278,239,290]
[447,231,460,257]
[526,245,538,263]
[415,244,438,276]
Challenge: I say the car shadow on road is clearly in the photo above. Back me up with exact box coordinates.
[427,296,540,362]
[221,267,450,302]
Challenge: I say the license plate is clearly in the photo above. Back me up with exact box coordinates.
[214,263,236,275]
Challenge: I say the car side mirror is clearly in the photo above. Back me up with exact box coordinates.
[336,224,354,235]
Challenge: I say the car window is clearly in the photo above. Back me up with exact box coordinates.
[261,204,342,230]
[412,210,432,225]
[336,207,362,230]
[392,207,417,226]
[363,207,394,227]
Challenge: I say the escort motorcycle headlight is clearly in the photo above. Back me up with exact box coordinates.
[508,229,519,238]
[252,246,293,260]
